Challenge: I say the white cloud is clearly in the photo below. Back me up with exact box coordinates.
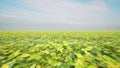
[0,0,116,25]
[0,0,120,30]
[5,0,110,23]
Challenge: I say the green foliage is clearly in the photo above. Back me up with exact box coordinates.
[0,31,120,68]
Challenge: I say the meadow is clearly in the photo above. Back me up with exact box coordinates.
[0,31,120,68]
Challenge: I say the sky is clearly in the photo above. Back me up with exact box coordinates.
[0,0,120,30]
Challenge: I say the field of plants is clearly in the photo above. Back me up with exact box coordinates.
[0,31,120,68]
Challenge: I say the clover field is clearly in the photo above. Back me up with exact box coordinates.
[0,31,120,68]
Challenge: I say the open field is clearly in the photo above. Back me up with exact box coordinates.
[0,31,120,68]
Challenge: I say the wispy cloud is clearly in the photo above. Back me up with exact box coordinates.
[0,0,120,30]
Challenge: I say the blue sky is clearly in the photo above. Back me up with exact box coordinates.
[0,0,120,30]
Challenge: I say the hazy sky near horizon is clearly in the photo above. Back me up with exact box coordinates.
[0,0,120,30]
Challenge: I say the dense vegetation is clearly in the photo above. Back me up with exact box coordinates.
[0,31,120,68]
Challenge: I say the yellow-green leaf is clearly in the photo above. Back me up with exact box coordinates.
[30,63,36,68]
[14,50,20,56]
[1,64,9,68]
[0,56,5,61]
[21,53,30,58]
